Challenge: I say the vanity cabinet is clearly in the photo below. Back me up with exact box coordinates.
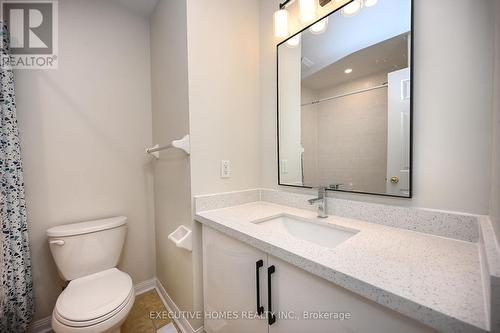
[202,225,268,333]
[202,226,436,333]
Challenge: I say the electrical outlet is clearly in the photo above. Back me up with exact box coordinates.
[221,160,231,178]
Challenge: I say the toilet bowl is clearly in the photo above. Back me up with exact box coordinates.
[47,217,134,333]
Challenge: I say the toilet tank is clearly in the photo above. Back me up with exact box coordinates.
[46,216,127,281]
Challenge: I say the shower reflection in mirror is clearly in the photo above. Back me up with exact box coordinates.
[277,0,412,198]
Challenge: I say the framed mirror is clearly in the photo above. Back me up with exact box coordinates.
[277,0,413,198]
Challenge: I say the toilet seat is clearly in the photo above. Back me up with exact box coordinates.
[54,268,134,328]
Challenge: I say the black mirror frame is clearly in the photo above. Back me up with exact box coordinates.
[276,0,414,198]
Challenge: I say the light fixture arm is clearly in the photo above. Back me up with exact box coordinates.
[279,0,293,9]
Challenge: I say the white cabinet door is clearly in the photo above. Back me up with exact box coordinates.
[267,255,436,333]
[202,226,268,333]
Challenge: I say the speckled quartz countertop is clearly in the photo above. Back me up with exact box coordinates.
[195,201,488,333]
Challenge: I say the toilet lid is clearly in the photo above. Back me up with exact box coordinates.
[55,268,133,323]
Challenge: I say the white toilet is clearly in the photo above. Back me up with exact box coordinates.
[46,216,135,333]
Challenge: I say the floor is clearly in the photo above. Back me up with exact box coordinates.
[122,289,180,333]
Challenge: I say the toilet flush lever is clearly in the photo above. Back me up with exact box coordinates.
[49,240,65,246]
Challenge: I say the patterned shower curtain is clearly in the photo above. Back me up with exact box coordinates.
[0,24,34,332]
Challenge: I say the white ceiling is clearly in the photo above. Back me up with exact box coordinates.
[299,0,411,79]
[302,33,409,91]
[108,0,159,17]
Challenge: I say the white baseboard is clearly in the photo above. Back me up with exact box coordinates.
[28,277,174,333]
[134,278,157,295]
[27,316,52,333]
[154,278,204,333]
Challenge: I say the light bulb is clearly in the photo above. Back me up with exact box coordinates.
[299,0,317,23]
[364,0,378,7]
[344,68,353,74]
[342,0,363,17]
[309,17,328,34]
[274,9,289,38]
[286,34,301,48]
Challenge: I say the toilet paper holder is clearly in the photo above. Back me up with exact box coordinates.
[168,225,192,251]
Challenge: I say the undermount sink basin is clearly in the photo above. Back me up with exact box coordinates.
[253,214,358,249]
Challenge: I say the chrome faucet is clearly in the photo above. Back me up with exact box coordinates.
[308,187,328,218]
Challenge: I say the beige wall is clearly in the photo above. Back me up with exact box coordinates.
[15,0,156,321]
[150,0,200,329]
[261,0,495,215]
[187,0,261,196]
[491,0,500,243]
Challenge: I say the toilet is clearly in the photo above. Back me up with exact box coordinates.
[47,216,135,333]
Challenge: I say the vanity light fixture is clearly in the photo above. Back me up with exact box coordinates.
[364,0,378,7]
[342,0,363,17]
[286,34,301,47]
[344,68,353,74]
[299,0,317,23]
[309,17,329,34]
[274,0,335,38]
[274,8,290,38]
